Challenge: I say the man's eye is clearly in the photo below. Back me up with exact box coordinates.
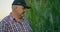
[15,7,17,9]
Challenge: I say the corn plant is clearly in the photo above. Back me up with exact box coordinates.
[24,0,60,32]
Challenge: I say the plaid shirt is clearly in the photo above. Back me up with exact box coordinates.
[0,14,32,32]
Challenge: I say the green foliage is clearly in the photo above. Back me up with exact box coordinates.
[24,0,60,32]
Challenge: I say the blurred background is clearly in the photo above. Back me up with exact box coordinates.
[25,0,60,32]
[0,0,13,21]
[0,0,60,32]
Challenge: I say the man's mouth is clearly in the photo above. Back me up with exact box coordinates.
[20,12,25,16]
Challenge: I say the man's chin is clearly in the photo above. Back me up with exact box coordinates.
[19,16,23,19]
[18,13,24,17]
[19,15,24,18]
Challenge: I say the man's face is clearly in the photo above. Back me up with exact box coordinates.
[13,5,25,16]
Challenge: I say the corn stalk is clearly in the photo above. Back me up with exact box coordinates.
[25,0,60,32]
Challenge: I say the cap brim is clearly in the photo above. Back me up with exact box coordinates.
[24,5,31,9]
[25,6,31,9]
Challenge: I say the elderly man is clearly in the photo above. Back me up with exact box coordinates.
[0,0,32,32]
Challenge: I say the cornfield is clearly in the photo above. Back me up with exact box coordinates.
[24,0,60,32]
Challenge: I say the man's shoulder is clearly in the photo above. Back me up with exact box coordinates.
[0,15,10,24]
[0,15,11,30]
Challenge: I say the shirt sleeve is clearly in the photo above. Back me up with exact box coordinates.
[0,20,8,32]
[25,19,33,32]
